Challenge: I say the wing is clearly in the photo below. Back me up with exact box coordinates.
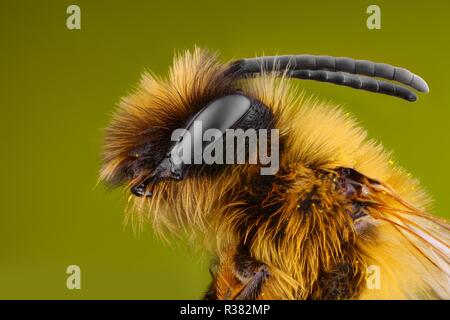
[337,167,450,299]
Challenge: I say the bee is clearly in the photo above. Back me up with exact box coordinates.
[100,47,449,299]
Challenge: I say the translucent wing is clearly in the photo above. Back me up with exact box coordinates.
[343,168,450,299]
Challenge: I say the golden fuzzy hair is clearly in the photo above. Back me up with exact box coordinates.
[101,47,449,299]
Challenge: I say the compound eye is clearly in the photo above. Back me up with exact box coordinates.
[171,94,252,162]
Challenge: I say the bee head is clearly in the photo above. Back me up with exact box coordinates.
[100,48,275,207]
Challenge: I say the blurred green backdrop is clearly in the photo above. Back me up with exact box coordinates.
[0,0,449,299]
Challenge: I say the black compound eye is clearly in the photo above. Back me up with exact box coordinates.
[170,94,253,162]
[163,94,274,178]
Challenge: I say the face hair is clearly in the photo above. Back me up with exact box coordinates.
[229,55,429,101]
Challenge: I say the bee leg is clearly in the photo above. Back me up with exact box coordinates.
[203,281,217,300]
[203,251,270,300]
[203,263,219,300]
[233,253,270,300]
[318,262,353,299]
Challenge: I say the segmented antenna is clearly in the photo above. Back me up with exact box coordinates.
[230,55,429,102]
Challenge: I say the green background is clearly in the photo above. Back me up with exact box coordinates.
[0,0,449,299]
